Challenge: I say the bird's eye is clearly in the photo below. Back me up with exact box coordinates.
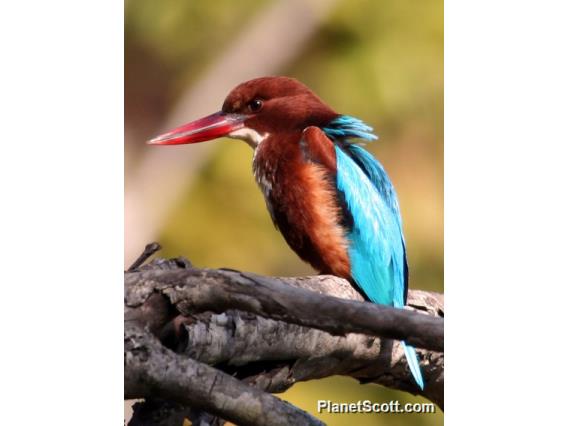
[248,99,263,113]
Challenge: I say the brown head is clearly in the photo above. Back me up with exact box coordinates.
[148,76,338,148]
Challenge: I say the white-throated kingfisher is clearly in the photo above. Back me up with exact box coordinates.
[148,76,424,389]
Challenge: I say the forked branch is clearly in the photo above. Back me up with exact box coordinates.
[124,257,444,425]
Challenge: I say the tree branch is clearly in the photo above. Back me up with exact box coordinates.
[125,323,323,426]
[125,258,444,425]
[172,291,443,406]
[126,267,443,352]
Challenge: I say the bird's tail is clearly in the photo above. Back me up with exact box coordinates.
[401,340,424,390]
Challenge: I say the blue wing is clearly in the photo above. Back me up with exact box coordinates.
[335,144,406,308]
[324,116,424,389]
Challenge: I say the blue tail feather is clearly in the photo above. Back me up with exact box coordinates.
[401,341,424,390]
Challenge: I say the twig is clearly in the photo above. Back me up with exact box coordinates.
[127,242,162,272]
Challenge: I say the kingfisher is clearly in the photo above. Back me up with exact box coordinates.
[148,76,424,389]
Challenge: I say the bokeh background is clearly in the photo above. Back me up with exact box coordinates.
[125,0,443,424]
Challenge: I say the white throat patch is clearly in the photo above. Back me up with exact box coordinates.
[228,127,269,149]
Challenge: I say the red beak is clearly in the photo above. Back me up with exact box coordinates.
[147,112,246,145]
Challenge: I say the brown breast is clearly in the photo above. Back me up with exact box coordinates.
[253,132,351,278]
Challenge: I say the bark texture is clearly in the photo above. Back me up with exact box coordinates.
[125,256,444,425]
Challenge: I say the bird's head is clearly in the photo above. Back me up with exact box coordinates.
[148,76,338,148]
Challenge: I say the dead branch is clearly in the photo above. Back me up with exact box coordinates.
[125,258,444,425]
[125,323,323,426]
[125,268,443,352]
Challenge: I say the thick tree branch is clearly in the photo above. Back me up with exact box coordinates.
[173,290,443,406]
[125,268,443,352]
[125,258,444,425]
[125,323,323,426]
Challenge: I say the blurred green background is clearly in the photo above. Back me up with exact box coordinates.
[125,0,443,424]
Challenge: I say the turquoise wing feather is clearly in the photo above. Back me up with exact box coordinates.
[326,114,424,389]
[335,144,424,389]
[335,144,406,307]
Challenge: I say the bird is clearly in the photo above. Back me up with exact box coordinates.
[148,76,424,389]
